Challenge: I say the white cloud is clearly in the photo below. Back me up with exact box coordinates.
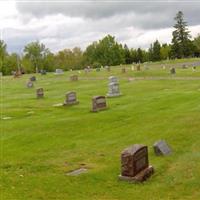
[0,1,200,53]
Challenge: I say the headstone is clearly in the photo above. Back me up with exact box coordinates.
[96,68,100,72]
[153,140,172,156]
[131,65,135,71]
[55,69,64,74]
[91,96,107,112]
[63,91,79,106]
[170,67,176,74]
[105,66,110,72]
[36,88,44,98]
[40,69,47,75]
[119,144,154,183]
[121,68,126,73]
[70,75,78,81]
[30,76,36,81]
[13,70,21,78]
[27,81,33,88]
[136,64,141,71]
[107,76,121,97]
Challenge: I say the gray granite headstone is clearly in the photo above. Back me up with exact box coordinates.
[55,69,64,74]
[107,76,121,97]
[153,140,172,156]
[30,76,36,81]
[27,81,33,88]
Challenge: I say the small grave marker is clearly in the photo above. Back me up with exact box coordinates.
[30,76,36,81]
[63,91,79,106]
[91,96,107,112]
[153,140,172,156]
[70,75,78,81]
[36,88,44,98]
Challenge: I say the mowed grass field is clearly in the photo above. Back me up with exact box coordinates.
[1,59,200,200]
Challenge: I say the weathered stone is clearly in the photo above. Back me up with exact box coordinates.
[63,91,79,106]
[153,140,172,156]
[70,75,78,81]
[119,144,154,183]
[30,76,36,81]
[170,67,176,74]
[91,96,107,112]
[67,168,87,176]
[36,88,44,98]
[55,69,64,74]
[107,76,121,97]
[27,81,34,88]
[121,68,126,73]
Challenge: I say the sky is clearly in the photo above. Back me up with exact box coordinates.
[0,0,200,53]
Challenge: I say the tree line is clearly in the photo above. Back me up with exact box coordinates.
[0,11,200,75]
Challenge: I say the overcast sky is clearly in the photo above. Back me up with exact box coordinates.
[0,0,200,53]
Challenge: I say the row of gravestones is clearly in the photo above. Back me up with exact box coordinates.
[28,75,121,112]
[119,140,172,183]
[27,75,79,88]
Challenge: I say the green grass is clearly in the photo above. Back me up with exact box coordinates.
[1,59,200,200]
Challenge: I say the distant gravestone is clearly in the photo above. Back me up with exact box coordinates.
[182,64,187,69]
[107,76,121,97]
[36,88,44,98]
[96,68,100,72]
[55,69,63,74]
[136,64,141,71]
[30,76,36,81]
[119,144,154,183]
[70,75,78,81]
[91,96,107,112]
[105,66,110,72]
[63,91,79,106]
[170,67,176,74]
[121,68,126,73]
[153,140,172,156]
[27,81,33,88]
[40,69,47,75]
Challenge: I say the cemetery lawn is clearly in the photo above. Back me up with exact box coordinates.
[1,59,200,200]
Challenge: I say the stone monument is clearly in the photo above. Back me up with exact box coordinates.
[63,91,79,106]
[91,96,107,112]
[70,75,78,81]
[153,140,172,156]
[107,76,121,97]
[119,144,154,183]
[36,88,44,98]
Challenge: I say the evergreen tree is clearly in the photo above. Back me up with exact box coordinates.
[152,40,161,61]
[171,11,193,58]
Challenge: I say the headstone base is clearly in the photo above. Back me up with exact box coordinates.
[118,166,154,183]
[63,101,79,106]
[91,107,107,112]
[106,93,122,98]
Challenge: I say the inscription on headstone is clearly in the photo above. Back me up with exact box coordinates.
[119,144,154,182]
[153,140,172,156]
[63,91,79,106]
[91,96,107,112]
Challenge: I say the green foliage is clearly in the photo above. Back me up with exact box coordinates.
[171,11,194,58]
[1,60,200,199]
[193,34,200,57]
[23,41,50,72]
[84,35,125,66]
